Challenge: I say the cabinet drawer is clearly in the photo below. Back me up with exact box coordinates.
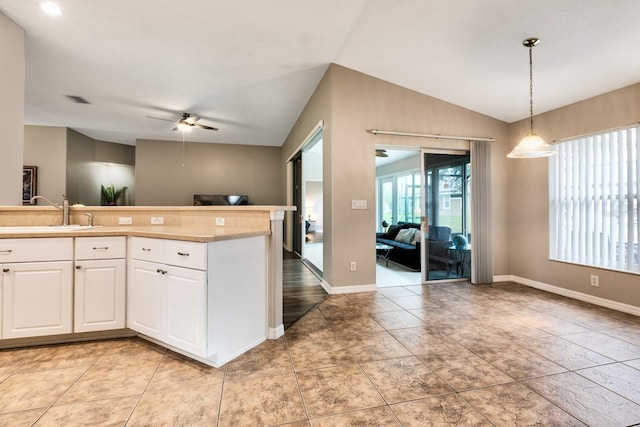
[75,236,126,260]
[129,237,206,270]
[163,240,206,270]
[129,237,164,262]
[0,238,73,263]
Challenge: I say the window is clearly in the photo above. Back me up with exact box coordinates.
[550,125,639,273]
[377,171,421,229]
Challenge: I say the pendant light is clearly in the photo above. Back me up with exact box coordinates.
[507,38,555,158]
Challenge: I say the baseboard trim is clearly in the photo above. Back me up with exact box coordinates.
[321,279,377,294]
[268,325,285,339]
[506,275,640,317]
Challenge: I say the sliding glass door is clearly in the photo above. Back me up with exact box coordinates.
[421,150,471,282]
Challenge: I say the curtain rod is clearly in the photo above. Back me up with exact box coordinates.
[368,129,494,143]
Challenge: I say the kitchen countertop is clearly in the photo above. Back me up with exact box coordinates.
[0,225,270,242]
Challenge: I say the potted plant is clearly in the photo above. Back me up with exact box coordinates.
[101,184,127,206]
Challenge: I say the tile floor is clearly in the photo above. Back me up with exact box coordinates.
[1,281,640,426]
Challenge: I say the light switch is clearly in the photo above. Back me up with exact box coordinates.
[351,200,367,210]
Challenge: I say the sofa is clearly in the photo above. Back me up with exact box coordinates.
[376,222,453,271]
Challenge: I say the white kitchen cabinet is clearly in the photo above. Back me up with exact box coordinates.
[128,235,267,367]
[74,237,126,333]
[128,258,163,340]
[128,238,208,357]
[165,265,207,356]
[1,238,73,339]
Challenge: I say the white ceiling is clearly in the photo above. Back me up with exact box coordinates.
[2,0,639,147]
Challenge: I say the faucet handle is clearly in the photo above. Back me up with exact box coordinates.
[84,212,94,227]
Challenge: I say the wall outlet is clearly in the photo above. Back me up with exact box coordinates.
[590,274,599,287]
[350,261,357,272]
[215,217,225,226]
[118,217,132,225]
[151,216,164,225]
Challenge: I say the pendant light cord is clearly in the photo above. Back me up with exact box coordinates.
[529,44,534,133]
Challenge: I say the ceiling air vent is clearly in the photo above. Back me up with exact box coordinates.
[65,95,91,104]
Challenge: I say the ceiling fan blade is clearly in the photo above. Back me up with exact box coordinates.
[185,116,199,124]
[193,123,219,131]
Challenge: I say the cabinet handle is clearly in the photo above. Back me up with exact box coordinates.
[2,268,9,273]
[0,249,13,254]
[142,248,151,252]
[92,246,109,251]
[177,252,190,256]
[75,265,82,270]
[156,268,167,275]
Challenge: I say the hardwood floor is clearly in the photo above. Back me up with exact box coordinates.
[283,251,328,329]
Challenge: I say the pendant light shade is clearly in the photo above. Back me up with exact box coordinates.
[507,38,555,159]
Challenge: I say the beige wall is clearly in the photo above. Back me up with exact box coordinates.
[283,64,510,291]
[0,13,24,205]
[23,126,67,203]
[135,139,283,206]
[507,83,640,308]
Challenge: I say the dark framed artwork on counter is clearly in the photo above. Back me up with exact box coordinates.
[22,166,37,205]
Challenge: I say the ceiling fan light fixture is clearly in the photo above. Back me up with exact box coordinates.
[507,37,555,159]
[177,122,192,132]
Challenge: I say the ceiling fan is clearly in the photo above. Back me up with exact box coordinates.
[376,149,388,158]
[147,112,218,131]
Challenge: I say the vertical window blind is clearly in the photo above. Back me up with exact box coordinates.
[549,125,639,273]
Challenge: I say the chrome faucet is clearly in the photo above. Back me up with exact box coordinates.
[29,194,70,226]
[84,212,94,226]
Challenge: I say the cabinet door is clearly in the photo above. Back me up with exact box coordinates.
[2,261,73,338]
[127,259,163,340]
[74,259,126,332]
[165,265,207,357]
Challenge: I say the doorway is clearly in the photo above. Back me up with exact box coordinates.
[289,125,323,274]
[421,150,471,282]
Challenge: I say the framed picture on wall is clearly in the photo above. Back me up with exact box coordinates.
[22,166,37,205]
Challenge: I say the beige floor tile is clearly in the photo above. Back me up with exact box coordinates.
[576,362,640,405]
[310,406,401,426]
[146,352,224,391]
[327,314,385,336]
[35,395,137,426]
[461,382,584,426]
[98,338,166,362]
[525,372,640,426]
[57,356,161,404]
[390,327,465,357]
[287,332,355,371]
[219,373,306,427]
[224,337,293,380]
[421,349,514,391]
[560,331,640,361]
[0,347,38,382]
[370,310,425,330]
[0,367,86,413]
[18,340,114,372]
[128,383,222,426]
[390,394,492,426]
[360,356,453,404]
[519,336,615,370]
[600,325,640,346]
[342,331,411,363]
[279,421,310,427]
[377,287,420,298]
[0,408,46,426]
[519,313,590,335]
[471,343,567,379]
[296,365,384,418]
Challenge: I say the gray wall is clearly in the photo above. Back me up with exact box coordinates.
[0,13,24,205]
[135,139,283,206]
[282,64,510,291]
[23,126,67,203]
[507,83,640,308]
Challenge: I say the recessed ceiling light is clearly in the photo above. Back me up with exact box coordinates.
[39,2,62,16]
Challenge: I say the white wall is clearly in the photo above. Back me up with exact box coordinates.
[0,13,24,205]
[23,126,67,204]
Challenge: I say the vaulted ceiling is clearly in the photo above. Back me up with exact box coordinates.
[1,0,639,146]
